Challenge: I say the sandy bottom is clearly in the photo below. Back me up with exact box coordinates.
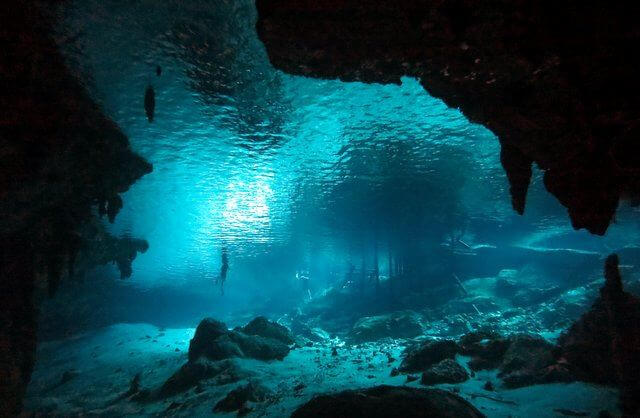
[24,322,620,417]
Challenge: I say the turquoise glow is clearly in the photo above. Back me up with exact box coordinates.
[56,0,636,294]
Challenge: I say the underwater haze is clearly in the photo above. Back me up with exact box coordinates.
[24,0,640,416]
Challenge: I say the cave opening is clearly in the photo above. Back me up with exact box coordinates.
[2,0,640,416]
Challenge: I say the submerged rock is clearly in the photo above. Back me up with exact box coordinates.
[499,334,555,378]
[225,331,290,361]
[399,339,459,373]
[291,385,484,418]
[157,359,247,399]
[557,254,640,415]
[188,318,230,362]
[459,330,568,387]
[459,331,511,371]
[188,317,290,362]
[421,359,469,385]
[213,381,272,414]
[240,316,294,345]
[348,311,423,343]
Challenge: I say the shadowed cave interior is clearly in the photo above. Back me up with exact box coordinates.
[2,0,640,417]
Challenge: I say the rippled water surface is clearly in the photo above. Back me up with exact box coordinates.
[55,0,632,289]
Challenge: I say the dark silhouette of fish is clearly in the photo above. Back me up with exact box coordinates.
[144,85,155,122]
[156,65,162,76]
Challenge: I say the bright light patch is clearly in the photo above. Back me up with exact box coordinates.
[221,179,273,240]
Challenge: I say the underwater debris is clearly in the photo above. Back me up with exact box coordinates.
[144,85,155,122]
[291,385,484,418]
[420,358,469,385]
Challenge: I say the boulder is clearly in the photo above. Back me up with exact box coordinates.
[499,334,555,377]
[459,331,511,371]
[291,385,484,418]
[349,311,423,343]
[188,317,291,362]
[399,339,458,373]
[188,318,229,362]
[226,331,290,361]
[421,359,469,385]
[240,316,294,345]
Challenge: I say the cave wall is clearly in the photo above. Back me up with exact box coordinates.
[255,0,640,235]
[0,1,151,414]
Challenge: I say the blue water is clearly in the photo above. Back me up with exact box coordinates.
[26,1,640,416]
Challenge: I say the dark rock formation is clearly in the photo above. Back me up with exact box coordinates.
[458,330,573,387]
[239,315,294,345]
[557,254,640,416]
[157,359,248,399]
[0,1,151,414]
[455,255,640,412]
[188,318,230,362]
[71,219,149,280]
[421,358,469,385]
[498,334,560,388]
[213,381,272,414]
[459,331,510,371]
[188,317,291,363]
[256,0,640,235]
[291,385,484,418]
[348,311,424,343]
[399,339,459,373]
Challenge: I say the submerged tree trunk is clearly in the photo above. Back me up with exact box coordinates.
[388,245,394,300]
[360,253,366,297]
[374,236,379,297]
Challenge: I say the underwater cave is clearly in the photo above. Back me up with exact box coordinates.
[2,0,640,417]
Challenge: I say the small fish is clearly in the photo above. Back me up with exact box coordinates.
[144,85,155,122]
[156,65,162,76]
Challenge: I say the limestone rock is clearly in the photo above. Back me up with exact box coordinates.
[399,339,459,373]
[291,385,484,418]
[421,359,469,385]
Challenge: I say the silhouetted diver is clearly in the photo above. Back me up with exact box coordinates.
[156,65,162,76]
[217,247,229,295]
[144,85,155,122]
